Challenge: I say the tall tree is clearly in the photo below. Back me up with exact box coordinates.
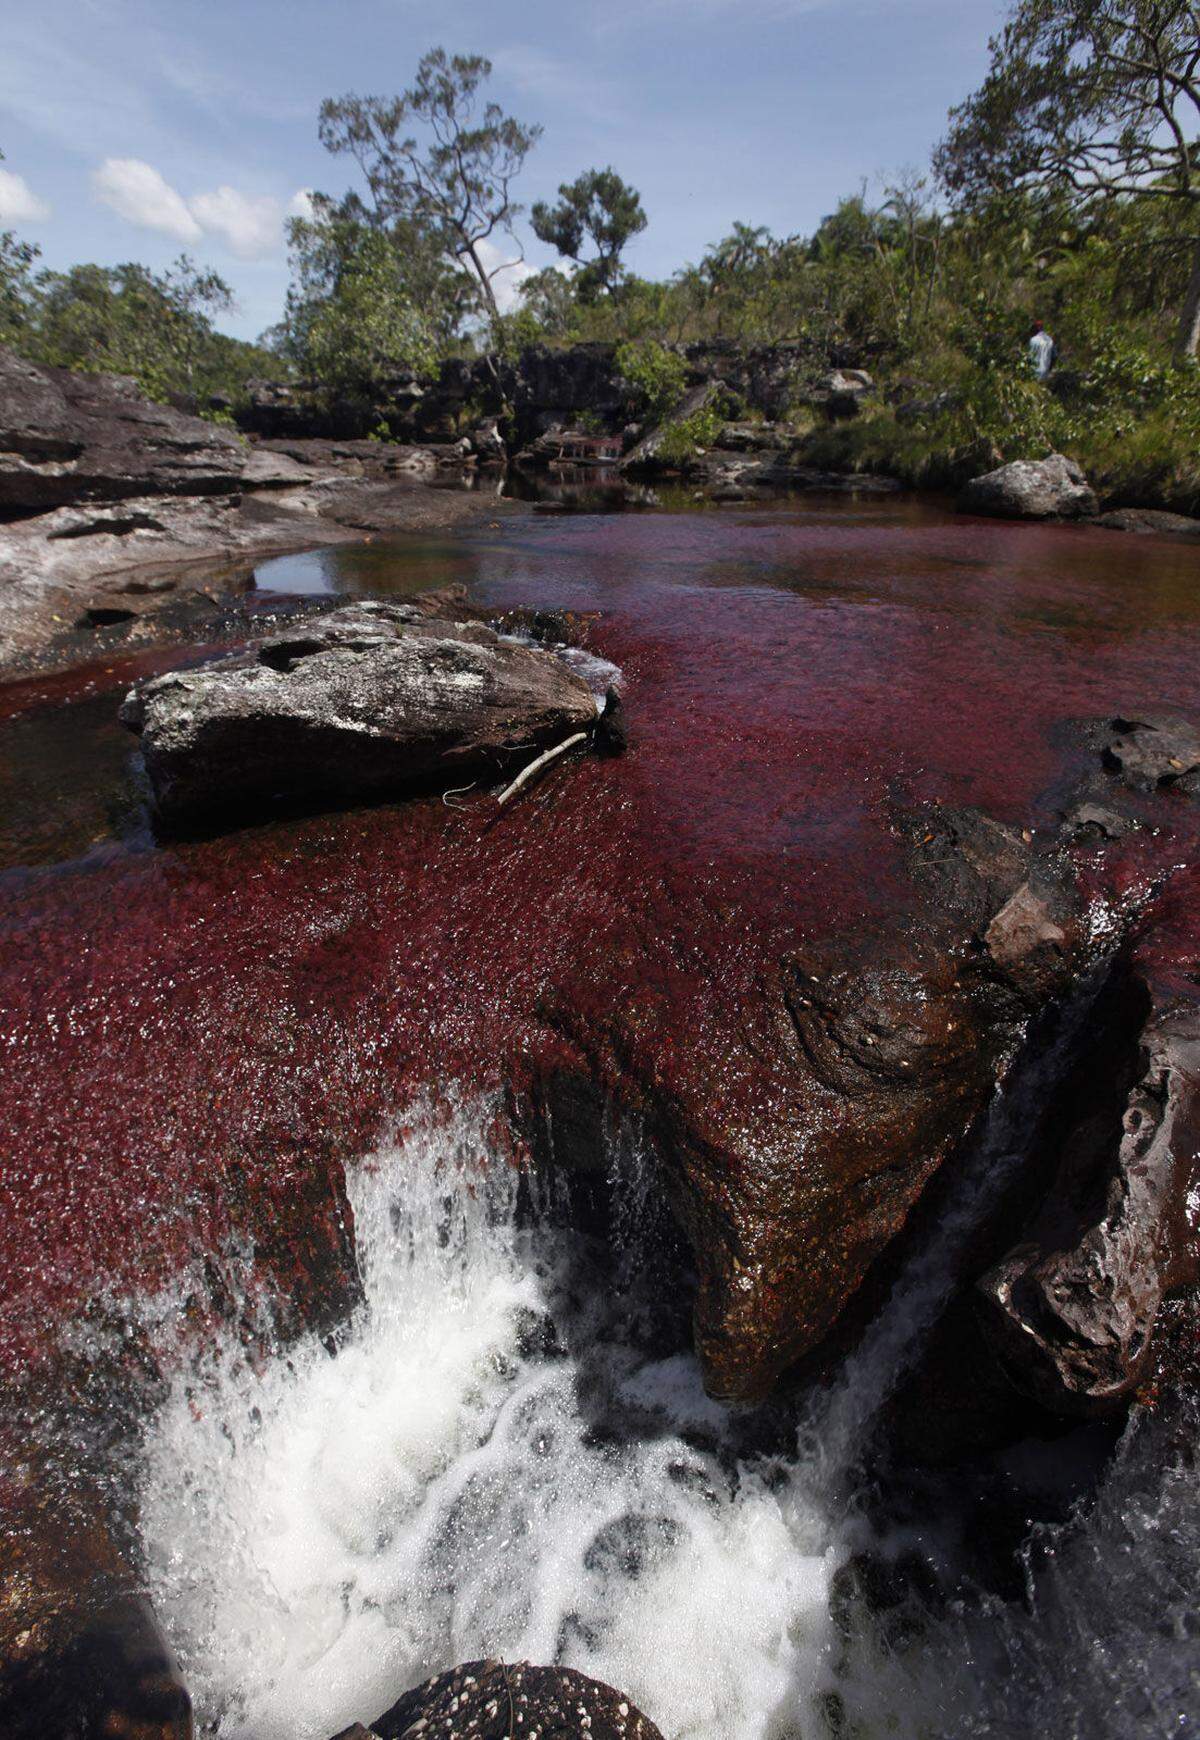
[936,0,1200,357]
[531,167,647,299]
[318,49,541,336]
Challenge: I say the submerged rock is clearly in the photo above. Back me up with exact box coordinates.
[1096,507,1200,540]
[957,453,1098,521]
[121,601,599,828]
[367,1659,664,1740]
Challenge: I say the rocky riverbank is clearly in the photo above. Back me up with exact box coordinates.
[0,349,529,677]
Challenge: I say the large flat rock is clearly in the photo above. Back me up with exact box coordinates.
[121,602,600,828]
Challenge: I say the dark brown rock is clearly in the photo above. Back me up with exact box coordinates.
[370,1659,663,1740]
[978,1001,1200,1416]
[120,603,599,828]
[0,347,315,512]
[1095,507,1200,539]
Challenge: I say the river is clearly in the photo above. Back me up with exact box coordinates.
[2,495,1200,1737]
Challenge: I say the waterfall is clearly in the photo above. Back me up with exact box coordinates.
[136,1075,1200,1740]
[138,1097,843,1740]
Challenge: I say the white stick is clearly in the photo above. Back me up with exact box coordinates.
[496,732,588,807]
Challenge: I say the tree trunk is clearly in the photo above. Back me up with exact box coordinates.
[1174,238,1200,361]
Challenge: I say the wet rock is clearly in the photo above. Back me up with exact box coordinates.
[1095,507,1200,540]
[595,685,628,756]
[957,454,1098,521]
[1102,713,1200,793]
[978,1000,1200,1415]
[984,882,1068,995]
[120,603,599,828]
[1061,801,1135,843]
[369,1659,664,1740]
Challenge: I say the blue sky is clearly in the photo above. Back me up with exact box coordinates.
[0,0,1006,342]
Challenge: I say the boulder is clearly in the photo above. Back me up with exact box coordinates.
[368,1659,664,1740]
[1095,507,1200,540]
[0,348,310,512]
[120,601,599,828]
[957,453,1099,521]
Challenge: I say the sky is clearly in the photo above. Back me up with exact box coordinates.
[0,0,1007,343]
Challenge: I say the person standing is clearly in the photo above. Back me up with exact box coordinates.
[1028,320,1056,380]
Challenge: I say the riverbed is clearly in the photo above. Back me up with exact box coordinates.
[3,495,1200,1737]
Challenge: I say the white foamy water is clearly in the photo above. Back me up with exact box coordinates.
[136,1089,1200,1740]
[138,1099,850,1740]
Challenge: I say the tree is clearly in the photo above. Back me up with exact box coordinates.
[531,167,647,300]
[517,265,579,338]
[936,0,1200,357]
[279,204,438,407]
[0,150,40,348]
[318,49,541,337]
[282,191,477,357]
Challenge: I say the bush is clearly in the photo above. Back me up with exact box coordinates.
[614,338,687,423]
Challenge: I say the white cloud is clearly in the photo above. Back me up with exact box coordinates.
[476,237,537,314]
[92,157,201,243]
[0,168,50,224]
[189,186,282,260]
[90,157,307,260]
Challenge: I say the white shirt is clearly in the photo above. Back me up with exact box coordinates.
[1029,331,1054,379]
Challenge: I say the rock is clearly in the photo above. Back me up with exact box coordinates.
[984,883,1068,990]
[369,1659,664,1740]
[813,368,876,420]
[470,418,507,463]
[1102,713,1200,792]
[957,453,1099,521]
[716,421,804,453]
[595,685,628,756]
[0,347,314,512]
[1095,507,1200,540]
[978,999,1200,1416]
[1061,801,1135,843]
[121,602,599,828]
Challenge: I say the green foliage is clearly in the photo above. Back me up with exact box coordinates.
[296,227,438,408]
[937,0,1200,357]
[531,167,647,301]
[654,399,727,466]
[2,252,280,407]
[284,193,477,358]
[0,229,39,348]
[614,339,687,422]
